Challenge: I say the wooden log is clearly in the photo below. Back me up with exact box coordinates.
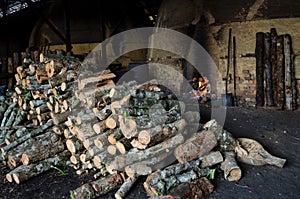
[48,70,77,88]
[66,138,83,154]
[46,60,64,77]
[5,108,17,127]
[0,101,9,123]
[220,151,241,181]
[235,138,286,168]
[107,129,123,145]
[1,121,53,158]
[1,101,17,127]
[36,104,50,115]
[76,123,97,141]
[71,173,124,199]
[107,145,117,155]
[50,111,72,125]
[7,150,70,184]
[283,34,293,110]
[174,130,217,164]
[106,133,185,174]
[115,177,138,199]
[130,139,147,150]
[115,138,132,154]
[277,40,285,108]
[255,32,265,107]
[78,72,116,90]
[75,79,115,103]
[291,55,297,110]
[264,32,274,106]
[200,151,224,168]
[270,28,278,106]
[143,159,211,197]
[21,135,65,165]
[124,152,170,178]
[203,119,237,151]
[161,177,214,199]
[119,115,137,139]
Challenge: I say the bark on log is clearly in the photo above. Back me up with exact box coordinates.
[6,150,70,184]
[283,34,293,110]
[277,35,285,109]
[71,173,124,199]
[21,135,65,165]
[220,151,241,181]
[174,130,217,164]
[48,70,77,88]
[144,158,211,197]
[256,32,265,107]
[270,28,278,106]
[1,121,53,159]
[203,119,237,151]
[50,111,72,125]
[78,72,116,90]
[235,138,286,168]
[200,151,224,168]
[162,177,214,199]
[264,32,274,106]
[106,133,185,174]
[1,101,17,127]
[115,177,138,199]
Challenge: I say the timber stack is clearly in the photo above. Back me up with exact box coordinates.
[0,52,287,199]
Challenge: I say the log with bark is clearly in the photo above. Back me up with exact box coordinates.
[143,157,212,197]
[255,32,265,107]
[115,176,138,199]
[174,130,217,164]
[106,133,185,174]
[6,150,70,184]
[71,173,125,199]
[220,151,241,181]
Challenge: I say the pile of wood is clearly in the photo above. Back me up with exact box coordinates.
[256,28,297,110]
[0,53,287,199]
[0,53,81,183]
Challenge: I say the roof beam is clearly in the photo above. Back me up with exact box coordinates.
[246,0,265,20]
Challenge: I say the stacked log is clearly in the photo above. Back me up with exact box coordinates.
[0,53,81,183]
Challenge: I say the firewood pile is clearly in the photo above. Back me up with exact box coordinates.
[0,53,287,199]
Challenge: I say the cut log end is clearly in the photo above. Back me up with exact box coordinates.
[6,173,13,183]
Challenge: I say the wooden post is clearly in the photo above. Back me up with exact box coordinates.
[291,59,297,110]
[255,32,265,107]
[270,28,278,106]
[225,28,232,94]
[233,36,237,105]
[283,34,292,110]
[276,35,285,109]
[264,32,274,106]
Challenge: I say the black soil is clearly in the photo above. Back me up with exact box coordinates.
[1,106,300,199]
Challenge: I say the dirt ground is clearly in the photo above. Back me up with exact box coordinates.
[1,105,300,199]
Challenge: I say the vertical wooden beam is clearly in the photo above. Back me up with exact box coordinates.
[264,32,274,106]
[226,28,232,94]
[255,32,265,107]
[233,36,237,105]
[283,34,292,110]
[276,35,285,109]
[270,28,278,106]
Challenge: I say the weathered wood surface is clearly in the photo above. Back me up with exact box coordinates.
[283,34,292,110]
[264,32,274,106]
[255,32,265,107]
[6,150,70,184]
[220,151,241,181]
[115,177,138,199]
[235,138,286,168]
[72,173,124,199]
[174,130,217,164]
